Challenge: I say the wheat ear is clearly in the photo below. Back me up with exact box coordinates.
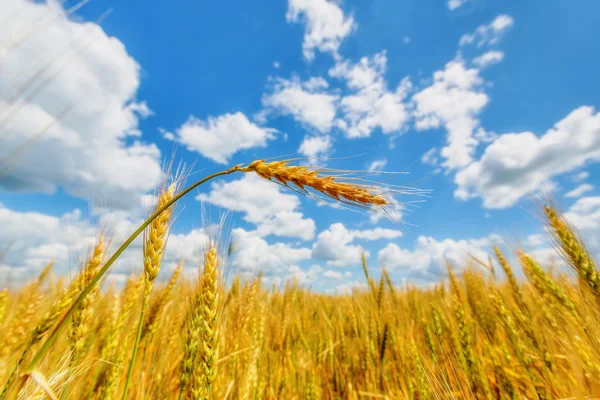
[0,289,8,324]
[240,160,390,207]
[122,183,176,399]
[19,159,409,391]
[544,205,600,297]
[142,261,183,343]
[194,245,220,399]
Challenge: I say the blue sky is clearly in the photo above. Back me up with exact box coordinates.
[1,0,599,292]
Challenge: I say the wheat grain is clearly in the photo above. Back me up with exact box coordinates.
[544,205,600,297]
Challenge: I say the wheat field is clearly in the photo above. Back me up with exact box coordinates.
[0,1,600,400]
[1,162,600,399]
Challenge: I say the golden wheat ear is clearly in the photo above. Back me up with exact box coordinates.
[544,205,600,297]
[237,159,426,221]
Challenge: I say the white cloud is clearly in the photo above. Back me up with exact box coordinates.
[571,171,589,183]
[367,159,387,172]
[197,174,316,240]
[167,112,277,165]
[261,76,340,133]
[312,223,403,267]
[331,279,366,294]
[264,264,324,287]
[448,0,470,11]
[565,183,594,199]
[459,14,514,47]
[0,204,95,274]
[564,196,600,232]
[369,202,405,224]
[455,106,600,209]
[164,228,211,265]
[378,234,501,279]
[273,61,281,69]
[0,0,163,209]
[403,36,411,44]
[286,0,356,61]
[563,197,600,257]
[312,223,367,267]
[0,201,215,285]
[229,228,312,274]
[421,148,439,166]
[299,135,332,160]
[352,227,403,240]
[287,264,323,285]
[474,127,498,143]
[412,58,489,169]
[473,51,504,68]
[0,198,319,286]
[524,233,546,248]
[329,51,412,138]
[322,269,352,280]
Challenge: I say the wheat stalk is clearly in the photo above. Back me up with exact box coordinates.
[69,237,105,364]
[14,159,418,396]
[122,183,176,399]
[142,261,182,343]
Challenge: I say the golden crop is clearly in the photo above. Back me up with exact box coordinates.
[0,163,599,399]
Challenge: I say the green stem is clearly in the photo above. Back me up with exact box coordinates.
[0,351,26,398]
[121,295,148,399]
[8,167,238,398]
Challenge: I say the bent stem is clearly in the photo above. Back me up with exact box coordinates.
[6,167,239,399]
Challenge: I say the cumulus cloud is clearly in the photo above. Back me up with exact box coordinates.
[229,228,312,275]
[565,183,594,199]
[378,234,501,280]
[367,159,387,172]
[261,76,340,133]
[197,174,316,240]
[352,227,403,240]
[312,224,366,267]
[286,0,356,61]
[330,279,367,294]
[563,197,600,258]
[571,171,590,183]
[322,269,352,280]
[473,51,504,68]
[421,148,439,166]
[448,0,470,10]
[369,202,405,224]
[166,112,277,164]
[312,223,403,267]
[412,58,489,169]
[0,202,213,285]
[281,264,323,286]
[329,51,412,138]
[0,0,163,209]
[459,14,514,47]
[564,196,600,232]
[455,106,600,209]
[299,134,333,160]
[0,204,96,276]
